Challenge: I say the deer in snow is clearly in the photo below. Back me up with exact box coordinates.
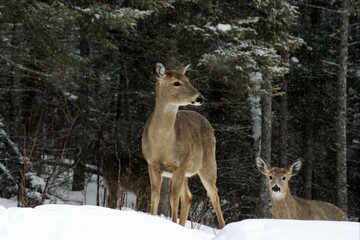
[256,157,348,221]
[141,63,225,228]
[102,152,150,212]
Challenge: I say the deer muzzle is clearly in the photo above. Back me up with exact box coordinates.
[272,185,281,192]
[192,95,205,106]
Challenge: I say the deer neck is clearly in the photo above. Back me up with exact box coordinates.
[271,189,297,218]
[150,98,179,138]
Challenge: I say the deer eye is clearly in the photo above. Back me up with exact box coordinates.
[282,176,286,181]
[173,81,181,87]
[269,176,273,180]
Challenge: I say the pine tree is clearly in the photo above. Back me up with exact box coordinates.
[0,0,154,203]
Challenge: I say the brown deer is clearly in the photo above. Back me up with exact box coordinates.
[256,157,348,221]
[141,63,225,228]
[102,152,150,212]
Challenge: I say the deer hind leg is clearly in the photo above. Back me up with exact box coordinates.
[198,170,225,228]
[105,180,118,209]
[136,191,149,212]
[136,175,151,212]
[148,165,162,216]
[179,178,192,226]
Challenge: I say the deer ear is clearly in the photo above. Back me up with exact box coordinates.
[256,157,269,175]
[289,160,302,176]
[182,64,190,74]
[175,64,191,74]
[154,63,165,78]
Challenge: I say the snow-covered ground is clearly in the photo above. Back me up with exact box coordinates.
[0,204,215,240]
[0,175,358,240]
[0,202,358,240]
[214,219,359,240]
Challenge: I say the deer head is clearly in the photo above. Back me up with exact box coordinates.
[256,157,302,200]
[255,157,348,221]
[153,63,204,111]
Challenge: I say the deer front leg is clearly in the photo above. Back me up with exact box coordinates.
[170,170,186,224]
[148,165,162,216]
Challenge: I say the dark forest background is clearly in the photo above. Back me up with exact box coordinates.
[0,0,359,227]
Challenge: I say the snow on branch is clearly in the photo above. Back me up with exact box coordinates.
[0,162,17,185]
[73,5,152,30]
[0,119,24,164]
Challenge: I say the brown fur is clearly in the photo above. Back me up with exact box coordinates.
[102,152,150,212]
[141,63,225,228]
[256,157,348,221]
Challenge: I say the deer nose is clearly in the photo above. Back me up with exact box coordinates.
[195,95,205,105]
[272,185,281,192]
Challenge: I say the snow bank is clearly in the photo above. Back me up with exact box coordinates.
[214,219,359,240]
[0,204,214,240]
[0,202,358,240]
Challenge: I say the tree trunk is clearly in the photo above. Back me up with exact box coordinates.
[71,22,90,192]
[304,119,314,200]
[72,147,86,191]
[259,80,272,218]
[279,77,288,166]
[336,0,349,214]
[304,85,315,199]
[248,72,263,159]
[116,65,134,153]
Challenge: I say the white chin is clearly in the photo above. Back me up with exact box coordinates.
[271,191,285,200]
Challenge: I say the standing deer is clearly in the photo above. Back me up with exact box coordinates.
[256,157,348,221]
[141,63,225,228]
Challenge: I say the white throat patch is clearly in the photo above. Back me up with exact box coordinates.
[271,191,286,200]
[164,104,179,113]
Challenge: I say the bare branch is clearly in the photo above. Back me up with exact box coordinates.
[322,60,340,67]
[323,69,337,76]
[349,41,360,47]
[297,3,345,14]
[0,54,52,78]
